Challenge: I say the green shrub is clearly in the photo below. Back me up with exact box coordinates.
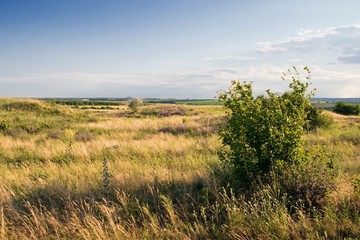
[334,102,360,116]
[218,67,312,187]
[218,67,336,207]
[282,92,333,130]
[304,105,333,130]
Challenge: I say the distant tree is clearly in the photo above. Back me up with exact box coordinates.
[128,98,143,112]
[333,102,360,116]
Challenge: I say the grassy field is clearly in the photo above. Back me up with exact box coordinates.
[311,101,360,111]
[143,99,221,105]
[0,98,359,239]
[42,98,222,107]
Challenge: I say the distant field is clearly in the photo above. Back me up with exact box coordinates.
[143,98,221,105]
[41,98,222,106]
[43,97,360,108]
[44,99,128,106]
[312,101,360,111]
[311,97,360,111]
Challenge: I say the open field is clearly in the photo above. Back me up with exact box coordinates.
[42,98,222,106]
[0,98,359,239]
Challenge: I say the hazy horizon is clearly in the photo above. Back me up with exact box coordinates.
[1,0,360,98]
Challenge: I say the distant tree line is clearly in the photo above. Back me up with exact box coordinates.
[333,102,360,115]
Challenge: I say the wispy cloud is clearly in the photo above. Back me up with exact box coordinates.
[1,63,359,98]
[338,49,360,64]
[255,25,360,65]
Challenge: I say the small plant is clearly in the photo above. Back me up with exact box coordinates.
[128,98,143,112]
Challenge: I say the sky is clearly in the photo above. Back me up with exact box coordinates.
[1,0,360,98]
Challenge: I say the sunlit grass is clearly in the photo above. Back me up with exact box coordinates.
[0,99,359,239]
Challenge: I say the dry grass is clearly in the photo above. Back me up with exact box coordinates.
[0,99,359,239]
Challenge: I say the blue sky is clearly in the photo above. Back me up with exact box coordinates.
[1,0,360,98]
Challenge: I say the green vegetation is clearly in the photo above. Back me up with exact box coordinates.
[143,98,221,105]
[218,67,336,210]
[0,86,359,239]
[334,102,360,116]
[304,103,333,130]
[44,98,128,106]
[127,98,143,112]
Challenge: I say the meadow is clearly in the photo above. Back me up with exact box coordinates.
[0,98,359,239]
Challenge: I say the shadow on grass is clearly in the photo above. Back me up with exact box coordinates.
[11,166,226,226]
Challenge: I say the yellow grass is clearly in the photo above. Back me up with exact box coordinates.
[0,99,359,239]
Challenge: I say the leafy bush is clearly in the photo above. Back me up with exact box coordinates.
[282,92,333,130]
[218,67,336,207]
[304,104,333,130]
[334,102,360,116]
[218,67,312,187]
[128,98,143,112]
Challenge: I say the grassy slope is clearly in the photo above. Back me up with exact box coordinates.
[0,99,359,239]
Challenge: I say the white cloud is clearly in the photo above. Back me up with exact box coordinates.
[255,25,360,64]
[1,64,359,98]
[207,64,283,81]
[338,49,360,64]
[207,64,360,97]
[311,66,360,81]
